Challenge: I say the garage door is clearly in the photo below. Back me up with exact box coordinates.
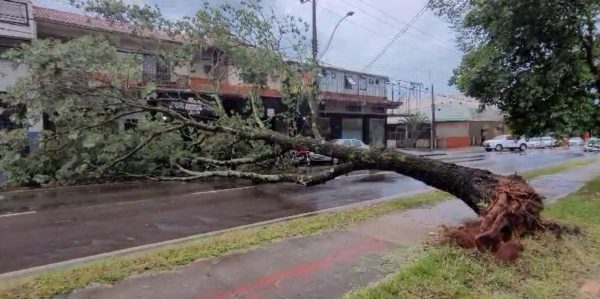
[342,118,363,141]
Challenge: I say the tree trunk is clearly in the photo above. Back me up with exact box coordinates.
[157,110,546,260]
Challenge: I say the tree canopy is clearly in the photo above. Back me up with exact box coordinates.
[431,0,600,136]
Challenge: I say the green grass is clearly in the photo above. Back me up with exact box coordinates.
[520,157,597,179]
[0,191,449,299]
[1,157,597,299]
[345,176,600,299]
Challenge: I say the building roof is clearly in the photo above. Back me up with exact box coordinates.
[32,6,179,42]
[436,104,503,122]
[319,61,390,80]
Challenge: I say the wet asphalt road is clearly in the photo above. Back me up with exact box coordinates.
[0,148,593,273]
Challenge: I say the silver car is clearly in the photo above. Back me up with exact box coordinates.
[331,139,370,149]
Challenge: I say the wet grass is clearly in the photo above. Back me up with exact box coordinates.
[0,191,449,299]
[345,176,600,299]
[520,157,598,179]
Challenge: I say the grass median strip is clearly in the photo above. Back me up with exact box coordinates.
[0,191,449,299]
[1,157,598,299]
[519,157,597,179]
[345,175,600,299]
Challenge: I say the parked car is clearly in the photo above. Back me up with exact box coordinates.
[292,145,338,165]
[482,135,528,152]
[540,136,558,148]
[568,137,584,147]
[584,138,600,152]
[293,139,369,166]
[526,136,557,149]
[526,137,543,149]
[331,139,370,149]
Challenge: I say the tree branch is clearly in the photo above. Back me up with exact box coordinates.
[173,162,358,186]
[192,150,283,166]
[102,124,185,171]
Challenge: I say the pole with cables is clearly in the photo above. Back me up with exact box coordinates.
[430,84,436,150]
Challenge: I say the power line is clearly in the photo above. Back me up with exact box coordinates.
[315,3,428,55]
[362,1,430,71]
[315,3,378,35]
[344,0,460,53]
[353,0,453,47]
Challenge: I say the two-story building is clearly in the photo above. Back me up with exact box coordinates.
[317,64,394,147]
[1,2,399,147]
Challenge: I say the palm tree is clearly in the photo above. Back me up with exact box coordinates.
[401,113,429,147]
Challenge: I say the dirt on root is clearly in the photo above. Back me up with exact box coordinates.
[444,175,544,262]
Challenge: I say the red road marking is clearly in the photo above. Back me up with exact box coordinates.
[201,236,386,299]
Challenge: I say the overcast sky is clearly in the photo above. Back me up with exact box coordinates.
[35,0,462,92]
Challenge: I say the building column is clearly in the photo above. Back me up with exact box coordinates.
[362,116,369,145]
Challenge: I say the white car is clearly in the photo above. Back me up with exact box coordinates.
[331,139,370,149]
[482,135,528,152]
[526,137,543,148]
[527,136,557,149]
[584,138,599,152]
[540,136,558,148]
[569,137,584,147]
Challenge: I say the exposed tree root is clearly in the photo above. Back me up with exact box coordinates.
[444,174,579,262]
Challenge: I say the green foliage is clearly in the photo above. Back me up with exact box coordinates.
[0,0,311,187]
[432,0,600,136]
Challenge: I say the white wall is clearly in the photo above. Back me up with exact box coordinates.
[0,58,28,92]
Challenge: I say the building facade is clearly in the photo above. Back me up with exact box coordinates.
[1,3,398,147]
[387,93,506,149]
[317,65,394,147]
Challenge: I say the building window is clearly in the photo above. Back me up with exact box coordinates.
[142,55,170,81]
[372,106,386,113]
[347,105,362,112]
[0,0,29,26]
[359,77,367,90]
[124,119,138,130]
[156,59,170,81]
[319,103,326,111]
[344,75,356,89]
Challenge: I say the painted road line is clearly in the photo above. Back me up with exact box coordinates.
[191,186,257,195]
[0,211,37,218]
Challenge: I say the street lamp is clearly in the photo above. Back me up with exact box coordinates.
[319,11,354,60]
[300,0,354,62]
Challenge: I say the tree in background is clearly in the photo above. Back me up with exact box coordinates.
[401,113,430,147]
[431,0,600,136]
[0,0,555,258]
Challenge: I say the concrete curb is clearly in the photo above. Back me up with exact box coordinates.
[0,189,435,280]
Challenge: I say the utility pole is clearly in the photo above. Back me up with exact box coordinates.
[430,84,436,150]
[311,0,318,62]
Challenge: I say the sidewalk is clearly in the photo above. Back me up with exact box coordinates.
[61,162,600,299]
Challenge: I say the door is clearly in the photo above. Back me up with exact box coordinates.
[369,118,385,148]
[342,118,363,141]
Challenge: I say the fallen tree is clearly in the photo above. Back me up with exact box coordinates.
[0,0,548,259]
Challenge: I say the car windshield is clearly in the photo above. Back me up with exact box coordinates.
[490,135,507,140]
[333,139,352,147]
